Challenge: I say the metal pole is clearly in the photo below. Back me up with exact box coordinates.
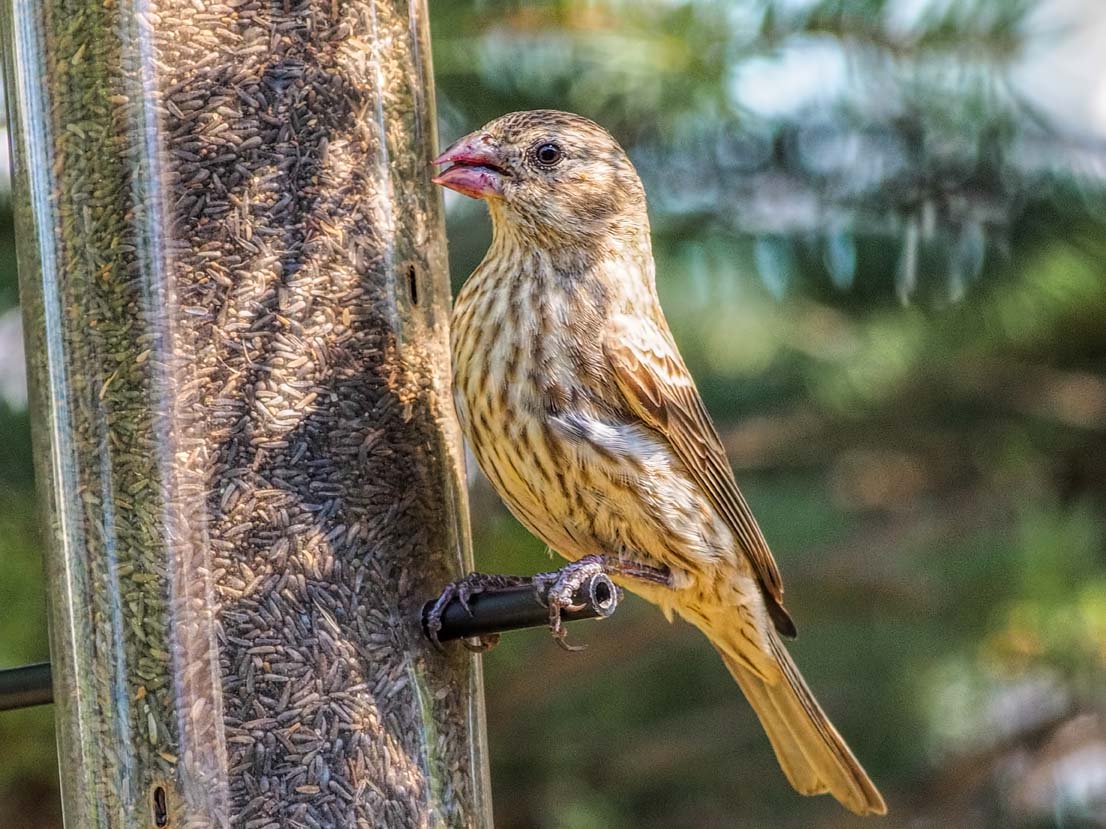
[0,0,491,826]
[0,573,622,712]
[0,662,52,712]
[424,573,621,643]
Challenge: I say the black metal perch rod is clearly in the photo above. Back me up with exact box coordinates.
[0,662,52,712]
[0,573,621,712]
[421,572,621,642]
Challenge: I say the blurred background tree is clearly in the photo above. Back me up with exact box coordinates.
[2,0,1105,826]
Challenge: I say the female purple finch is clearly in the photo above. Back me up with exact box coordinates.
[432,109,886,816]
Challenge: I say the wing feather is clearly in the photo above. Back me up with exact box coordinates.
[604,314,795,636]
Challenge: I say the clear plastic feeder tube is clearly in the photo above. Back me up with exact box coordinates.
[0,0,491,826]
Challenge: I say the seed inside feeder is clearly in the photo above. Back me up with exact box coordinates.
[4,0,490,826]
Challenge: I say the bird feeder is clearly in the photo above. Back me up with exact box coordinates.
[0,0,492,825]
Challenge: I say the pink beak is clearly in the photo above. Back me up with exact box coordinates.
[431,133,507,199]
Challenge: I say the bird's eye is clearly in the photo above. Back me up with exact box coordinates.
[534,142,564,167]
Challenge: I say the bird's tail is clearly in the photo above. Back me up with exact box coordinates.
[708,624,887,816]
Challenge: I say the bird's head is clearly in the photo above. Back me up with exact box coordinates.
[432,110,647,248]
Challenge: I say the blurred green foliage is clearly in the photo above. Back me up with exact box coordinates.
[2,0,1106,827]
[432,1,1106,826]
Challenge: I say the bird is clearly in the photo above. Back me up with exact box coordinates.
[430,109,886,817]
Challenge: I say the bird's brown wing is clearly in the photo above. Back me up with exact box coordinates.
[604,314,795,636]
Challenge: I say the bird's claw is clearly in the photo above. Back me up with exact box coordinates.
[536,555,608,652]
[425,572,527,652]
[462,633,501,652]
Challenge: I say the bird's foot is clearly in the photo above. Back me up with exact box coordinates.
[425,572,528,652]
[533,555,610,651]
[533,555,673,650]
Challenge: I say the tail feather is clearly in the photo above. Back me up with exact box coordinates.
[713,632,886,816]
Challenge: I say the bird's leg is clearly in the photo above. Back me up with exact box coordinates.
[534,554,671,651]
[425,572,528,652]
[604,557,672,586]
